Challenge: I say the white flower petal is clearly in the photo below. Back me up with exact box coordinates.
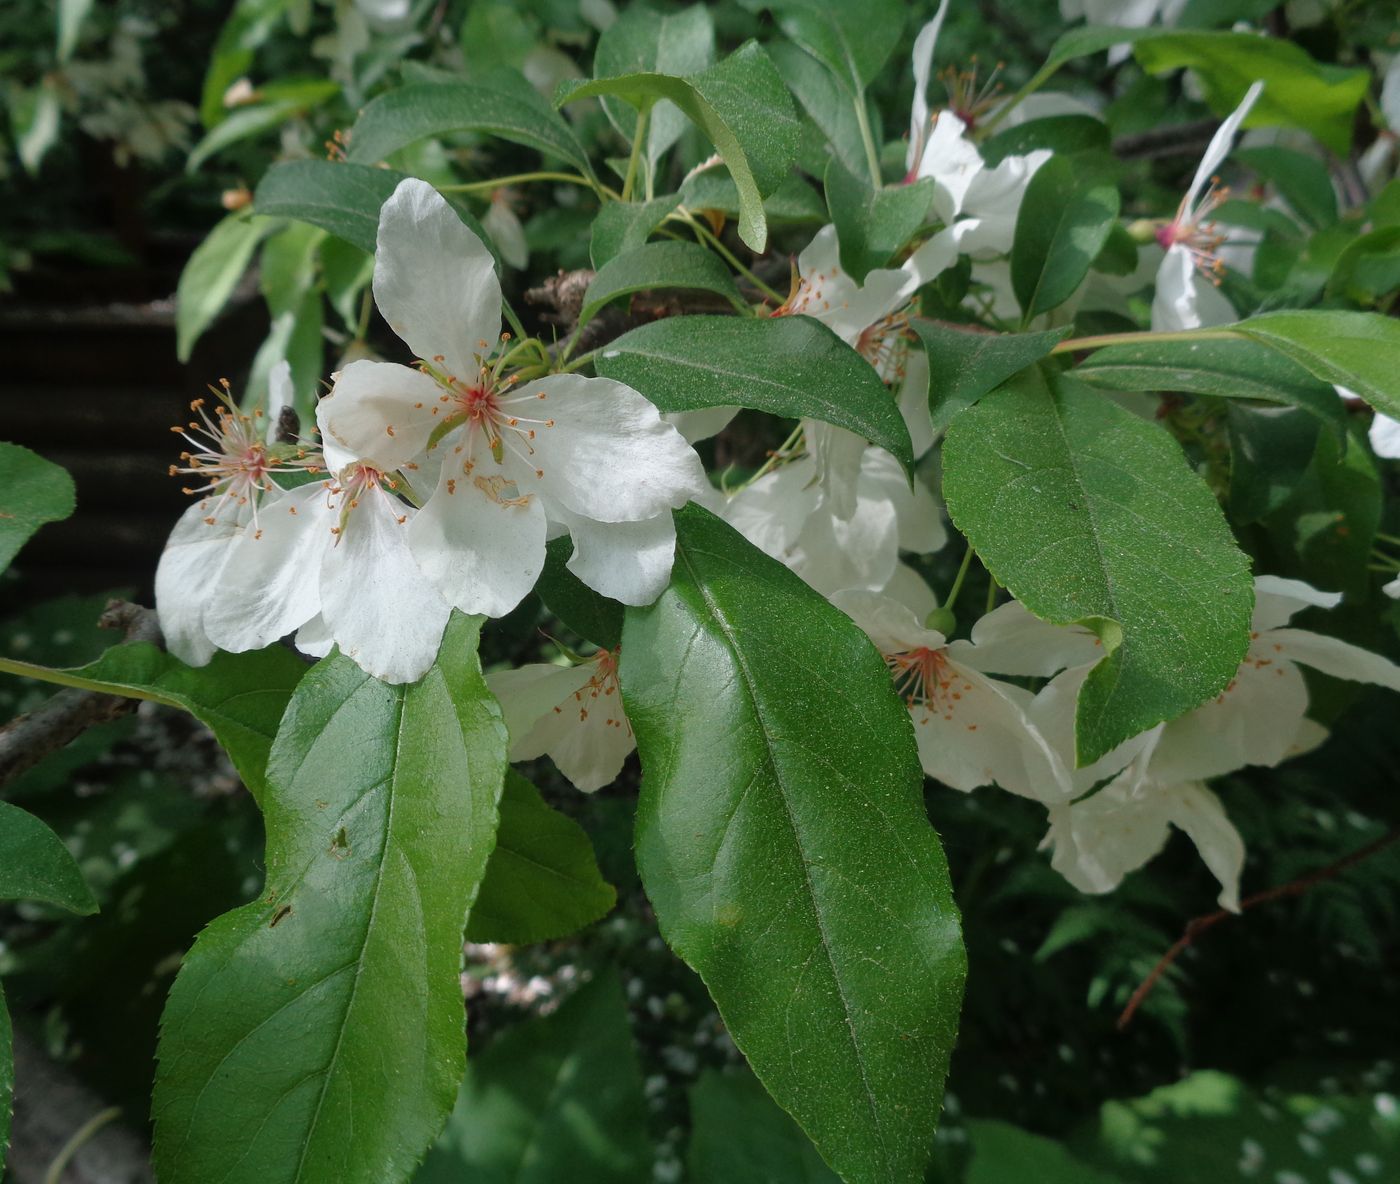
[1186,81,1265,214]
[1165,782,1245,911]
[512,373,708,523]
[408,460,548,617]
[1029,665,1160,792]
[1252,574,1340,631]
[664,405,739,444]
[1045,772,1173,896]
[880,563,940,621]
[898,346,936,460]
[723,460,821,560]
[901,226,959,289]
[965,600,1105,677]
[373,177,501,377]
[807,421,867,521]
[791,484,899,594]
[560,509,676,606]
[857,446,945,555]
[831,588,945,653]
[155,502,244,667]
[319,359,448,472]
[910,660,1071,801]
[1269,627,1400,692]
[1382,55,1400,131]
[1369,412,1400,459]
[487,661,596,751]
[295,614,335,660]
[320,485,452,683]
[907,0,952,172]
[266,360,293,445]
[204,483,330,654]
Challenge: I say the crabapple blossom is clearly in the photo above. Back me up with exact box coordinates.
[318,178,709,618]
[1151,81,1264,332]
[486,648,634,793]
[831,587,1071,801]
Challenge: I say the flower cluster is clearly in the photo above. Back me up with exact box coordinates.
[158,178,707,684]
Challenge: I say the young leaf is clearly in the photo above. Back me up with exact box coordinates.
[595,315,915,475]
[580,241,746,328]
[620,504,965,1184]
[1325,228,1400,308]
[1073,337,1347,438]
[1010,156,1120,320]
[153,615,508,1184]
[593,4,716,170]
[941,367,1253,765]
[175,213,276,362]
[537,536,626,650]
[824,156,933,284]
[254,163,497,265]
[1233,310,1400,420]
[740,0,906,95]
[0,800,98,914]
[557,42,801,252]
[1132,32,1370,154]
[0,442,75,574]
[769,40,869,181]
[590,195,682,267]
[909,320,1070,434]
[689,1070,841,1184]
[465,770,616,944]
[346,71,594,177]
[416,971,651,1184]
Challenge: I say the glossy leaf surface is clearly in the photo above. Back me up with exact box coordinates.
[580,241,746,327]
[0,800,97,914]
[621,505,965,1184]
[0,442,75,575]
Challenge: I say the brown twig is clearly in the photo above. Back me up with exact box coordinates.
[1117,827,1400,1030]
[1112,118,1221,162]
[0,600,162,789]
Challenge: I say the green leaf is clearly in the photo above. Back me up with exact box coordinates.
[1,980,10,1164]
[593,4,716,169]
[680,169,827,225]
[824,156,932,284]
[176,213,276,362]
[966,1121,1127,1184]
[909,320,1070,434]
[14,78,63,174]
[558,42,801,252]
[187,83,339,173]
[254,161,494,263]
[260,220,326,318]
[620,504,965,1184]
[689,1069,841,1183]
[254,161,404,254]
[536,537,626,650]
[590,195,682,268]
[0,442,75,575]
[346,71,594,177]
[1132,32,1370,155]
[1233,310,1400,420]
[198,0,296,128]
[769,40,869,181]
[595,315,915,475]
[739,0,905,94]
[941,367,1253,765]
[580,241,746,327]
[1073,337,1347,438]
[981,115,1109,168]
[1326,227,1400,307]
[0,800,97,914]
[1233,146,1337,229]
[56,0,94,61]
[416,971,651,1184]
[465,771,615,944]
[1010,156,1120,320]
[153,615,508,1184]
[1226,403,1321,524]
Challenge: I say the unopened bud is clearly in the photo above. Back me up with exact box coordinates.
[924,607,957,637]
[1126,218,1159,245]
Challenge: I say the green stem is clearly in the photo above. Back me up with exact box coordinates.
[985,573,1001,614]
[944,546,976,612]
[1050,327,1246,355]
[1375,531,1400,548]
[853,90,883,187]
[679,211,783,303]
[44,1108,121,1184]
[0,657,186,711]
[980,59,1060,136]
[621,107,651,202]
[739,422,806,489]
[355,286,373,341]
[439,171,603,196]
